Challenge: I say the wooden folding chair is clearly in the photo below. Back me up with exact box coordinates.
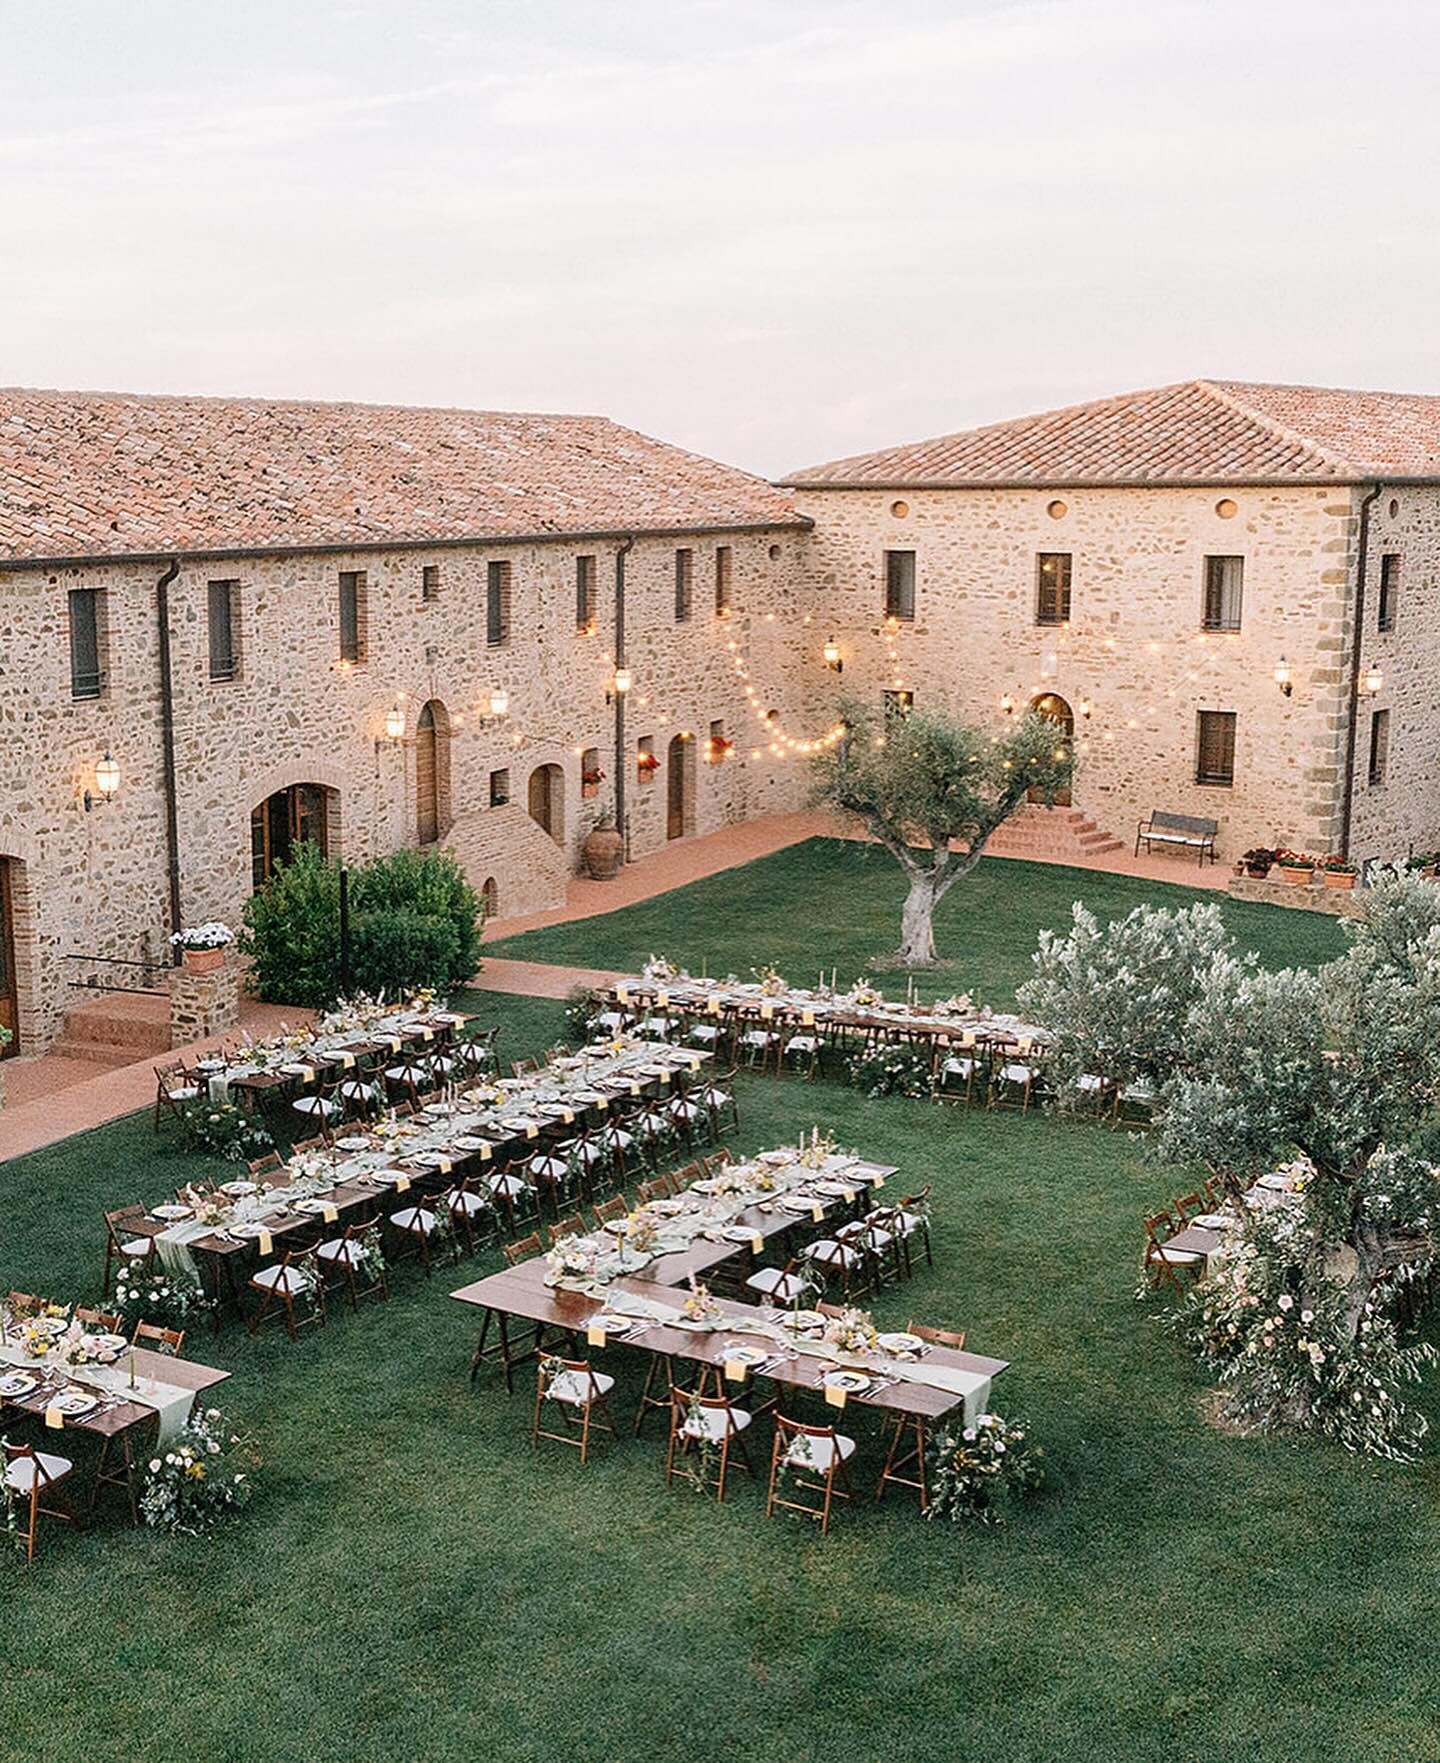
[247,1150,283,1177]
[510,1057,541,1079]
[889,1188,934,1276]
[502,1232,544,1267]
[3,1442,80,1562]
[152,1060,202,1132]
[1143,1210,1203,1293]
[445,1177,496,1256]
[386,1188,459,1278]
[699,1066,741,1138]
[547,1215,586,1247]
[766,1414,857,1535]
[101,1206,155,1296]
[664,1383,755,1501]
[130,1320,185,1355]
[315,1222,389,1310]
[248,1248,327,1341]
[592,1195,628,1230]
[74,1305,122,1332]
[531,1356,618,1464]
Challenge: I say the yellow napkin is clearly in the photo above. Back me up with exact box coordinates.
[586,1323,607,1347]
[824,1385,847,1409]
[258,1229,274,1256]
[322,1204,339,1224]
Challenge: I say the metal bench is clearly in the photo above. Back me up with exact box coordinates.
[1135,810,1217,866]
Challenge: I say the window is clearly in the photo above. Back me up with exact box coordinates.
[1036,553,1072,626]
[68,587,103,699]
[637,735,658,783]
[884,550,915,621]
[1377,554,1400,632]
[883,689,914,720]
[674,549,694,622]
[575,555,597,632]
[250,784,329,890]
[1368,709,1390,787]
[1195,710,1237,786]
[489,768,511,807]
[486,560,512,647]
[714,546,732,616]
[707,717,731,763]
[421,564,440,603]
[207,580,239,681]
[338,571,366,664]
[1202,555,1244,632]
[581,746,603,797]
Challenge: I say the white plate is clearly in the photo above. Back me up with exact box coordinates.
[813,1180,855,1197]
[152,1204,192,1221]
[1257,1173,1291,1191]
[718,1343,770,1366]
[335,1136,371,1152]
[690,1179,720,1195]
[648,1199,686,1216]
[877,1331,924,1355]
[94,1333,130,1355]
[823,1371,871,1394]
[52,1391,97,1417]
[722,1224,762,1244]
[759,1150,793,1166]
[1193,1213,1229,1230]
[779,1195,822,1214]
[233,1221,271,1239]
[220,1180,258,1198]
[589,1313,636,1335]
[293,1198,330,1215]
[778,1309,824,1331]
[0,1372,37,1396]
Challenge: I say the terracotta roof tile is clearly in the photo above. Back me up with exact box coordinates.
[778,379,1440,489]
[0,389,803,564]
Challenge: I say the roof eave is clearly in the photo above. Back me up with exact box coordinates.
[0,513,813,573]
[775,473,1437,492]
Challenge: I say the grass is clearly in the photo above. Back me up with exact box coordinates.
[1,856,1434,1763]
[488,839,1348,1004]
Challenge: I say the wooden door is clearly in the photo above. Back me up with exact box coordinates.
[0,860,18,1056]
[416,704,438,844]
[666,735,687,841]
[1028,694,1074,807]
[528,765,550,835]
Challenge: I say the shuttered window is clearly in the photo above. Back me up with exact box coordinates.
[714,545,732,616]
[675,549,694,622]
[338,571,366,664]
[421,564,440,603]
[1368,709,1390,787]
[208,580,239,681]
[1202,556,1244,632]
[884,551,916,621]
[1196,710,1237,786]
[1036,554,1072,625]
[486,560,512,647]
[68,588,103,699]
[575,555,597,631]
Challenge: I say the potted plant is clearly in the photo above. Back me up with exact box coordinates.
[1241,847,1277,879]
[581,765,605,800]
[1406,851,1439,880]
[1319,856,1359,890]
[170,922,235,972]
[1275,848,1317,885]
[636,750,660,780]
[581,807,624,881]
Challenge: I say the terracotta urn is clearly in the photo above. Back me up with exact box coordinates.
[182,945,225,973]
[582,822,624,881]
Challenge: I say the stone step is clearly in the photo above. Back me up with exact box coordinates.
[56,990,171,1065]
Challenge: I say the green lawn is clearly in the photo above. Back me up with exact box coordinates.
[489,839,1347,1004]
[1,859,1434,1763]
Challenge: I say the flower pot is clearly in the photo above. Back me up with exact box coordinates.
[182,946,224,973]
[582,824,624,881]
[1245,864,1272,880]
[1322,870,1356,890]
[1231,861,1246,877]
[1278,865,1314,885]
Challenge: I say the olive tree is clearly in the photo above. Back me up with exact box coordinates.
[810,703,1074,966]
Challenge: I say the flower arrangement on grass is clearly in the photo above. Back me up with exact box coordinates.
[847,1041,932,1100]
[139,1407,260,1536]
[175,1098,274,1163]
[112,1268,207,1331]
[926,1411,1044,1524]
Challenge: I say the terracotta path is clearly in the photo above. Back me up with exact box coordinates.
[0,809,1228,1164]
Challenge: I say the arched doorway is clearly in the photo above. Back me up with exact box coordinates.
[251,784,332,889]
[527,763,565,843]
[1028,693,1074,807]
[480,876,499,920]
[416,699,450,845]
[666,733,694,841]
[0,858,20,1056]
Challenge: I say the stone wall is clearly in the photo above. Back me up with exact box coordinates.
[789,483,1359,860]
[1225,874,1365,918]
[0,524,818,1049]
[169,956,241,1048]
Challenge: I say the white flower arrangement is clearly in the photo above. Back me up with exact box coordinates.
[545,1239,599,1283]
[138,1406,259,1536]
[170,922,235,951]
[821,1305,878,1357]
[926,1411,1043,1523]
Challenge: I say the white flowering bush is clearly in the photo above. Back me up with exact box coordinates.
[138,1408,260,1535]
[112,1268,207,1331]
[926,1411,1044,1524]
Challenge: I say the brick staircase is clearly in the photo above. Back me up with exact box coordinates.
[984,803,1127,864]
[50,990,172,1068]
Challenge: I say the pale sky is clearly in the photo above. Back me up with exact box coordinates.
[2,0,1437,478]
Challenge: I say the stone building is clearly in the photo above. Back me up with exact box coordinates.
[0,392,813,1055]
[5,376,1440,1057]
[781,380,1440,873]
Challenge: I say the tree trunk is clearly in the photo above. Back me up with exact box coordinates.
[898,873,940,966]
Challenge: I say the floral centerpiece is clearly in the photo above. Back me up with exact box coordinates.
[139,1407,260,1536]
[752,964,787,996]
[545,1238,599,1284]
[641,954,677,983]
[620,1209,661,1257]
[822,1305,878,1358]
[926,1411,1044,1524]
[56,1318,124,1366]
[288,1149,335,1187]
[798,1127,838,1170]
[680,1281,723,1324]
